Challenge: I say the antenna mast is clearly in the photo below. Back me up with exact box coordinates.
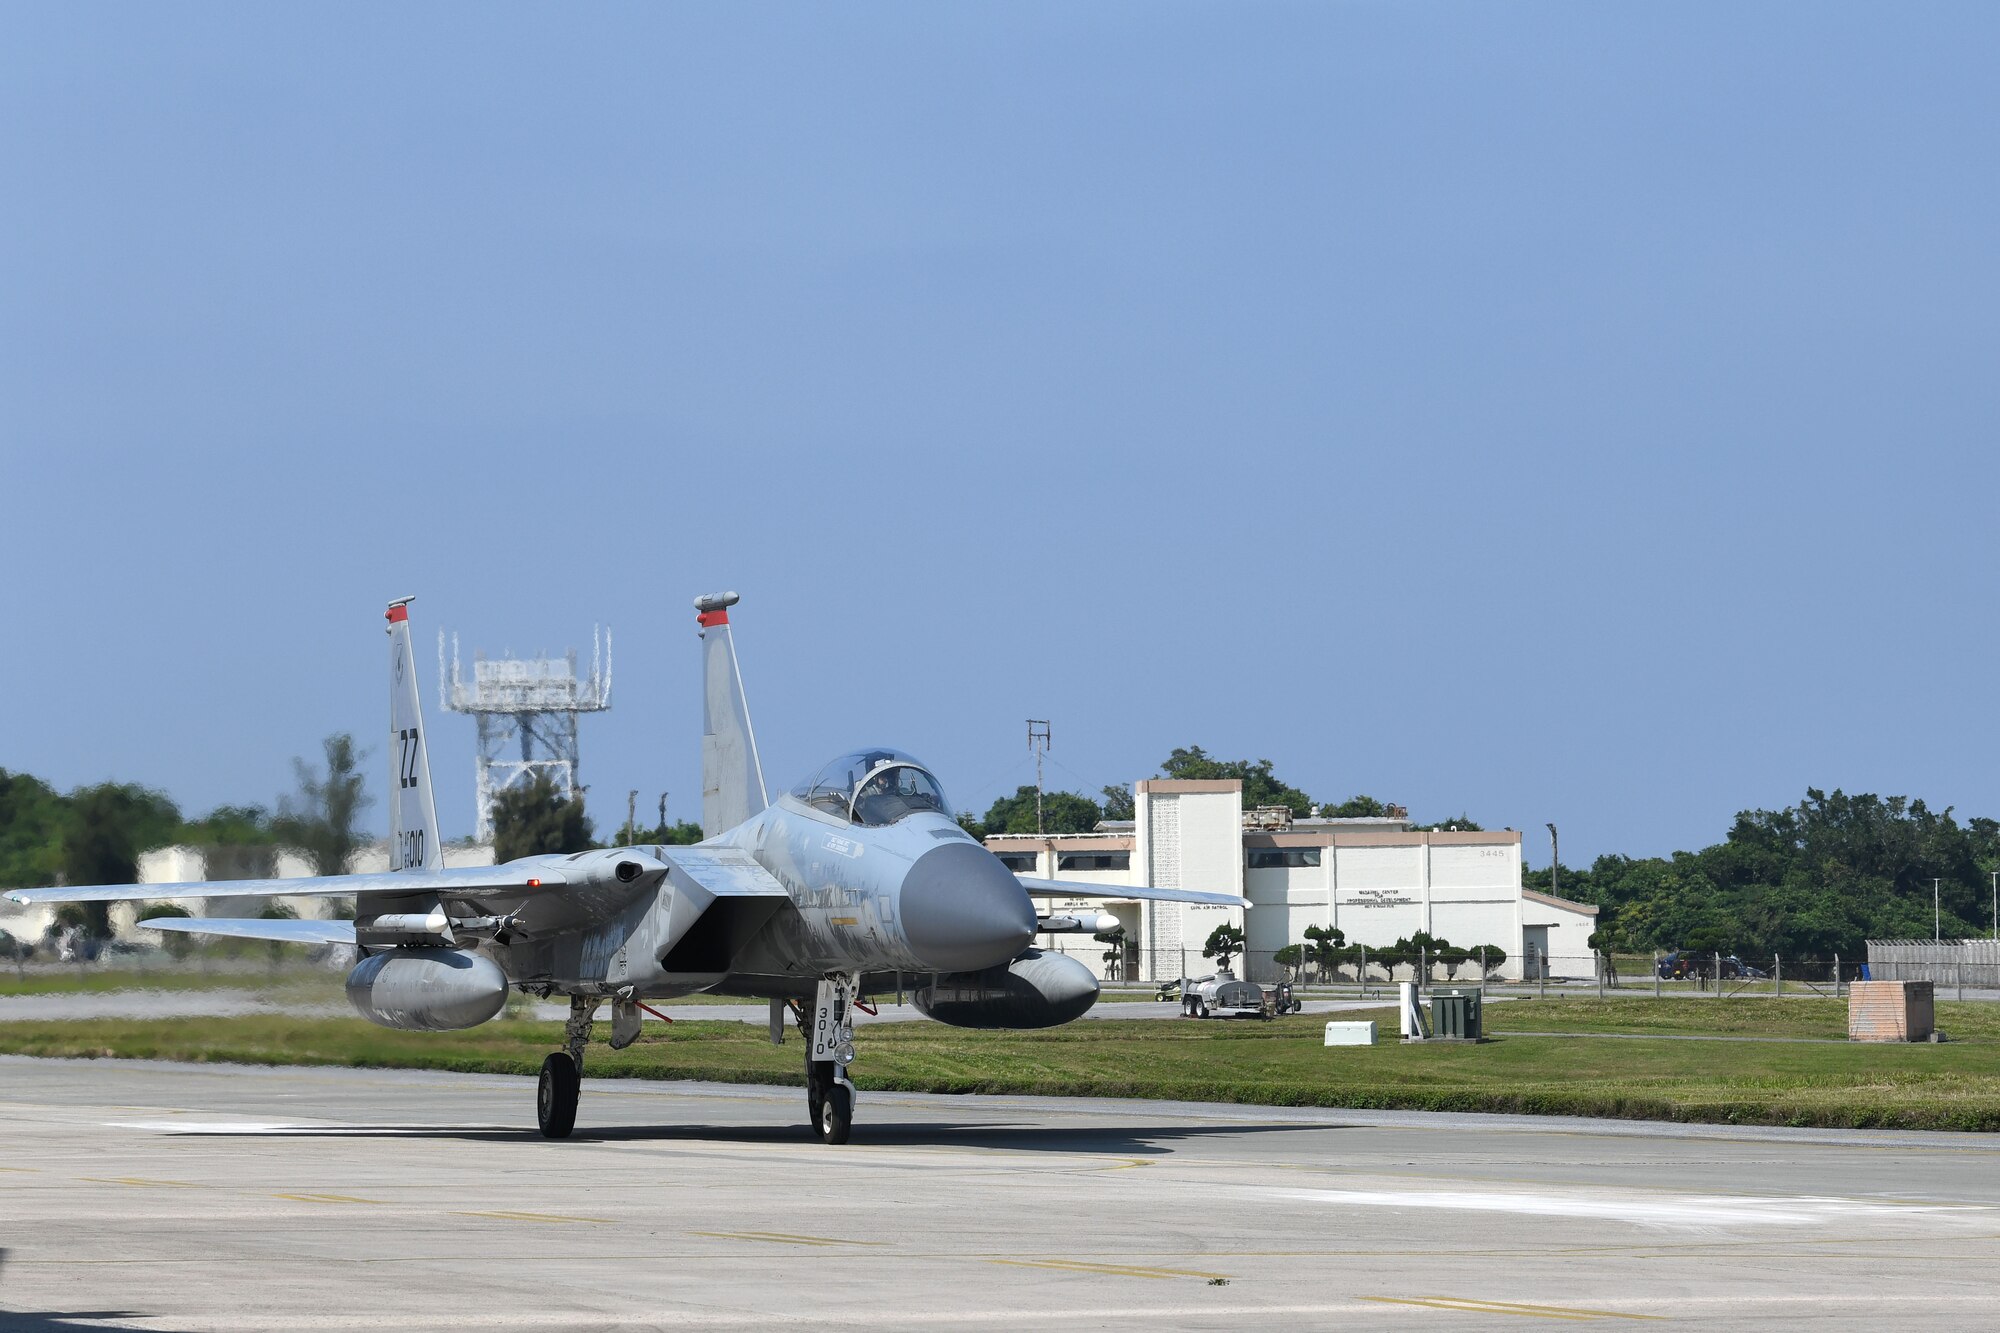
[1027,719,1052,835]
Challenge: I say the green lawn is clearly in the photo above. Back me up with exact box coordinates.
[4,996,1999,1131]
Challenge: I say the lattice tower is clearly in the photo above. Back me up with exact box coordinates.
[439,627,612,841]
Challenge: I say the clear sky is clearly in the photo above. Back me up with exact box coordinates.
[4,4,1996,867]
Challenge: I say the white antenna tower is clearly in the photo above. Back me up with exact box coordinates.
[439,626,613,842]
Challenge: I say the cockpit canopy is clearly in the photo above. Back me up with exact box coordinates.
[789,749,953,827]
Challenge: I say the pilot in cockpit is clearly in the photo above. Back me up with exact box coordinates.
[852,762,948,827]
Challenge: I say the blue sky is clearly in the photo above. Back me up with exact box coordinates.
[3,4,1996,865]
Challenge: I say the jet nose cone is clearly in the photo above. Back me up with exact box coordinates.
[900,841,1037,973]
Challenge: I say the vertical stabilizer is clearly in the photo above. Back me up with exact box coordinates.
[386,598,444,871]
[696,591,767,837]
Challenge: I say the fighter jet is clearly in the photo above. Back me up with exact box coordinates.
[6,594,1244,1142]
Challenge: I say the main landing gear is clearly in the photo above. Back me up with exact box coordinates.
[537,995,597,1139]
[791,975,862,1145]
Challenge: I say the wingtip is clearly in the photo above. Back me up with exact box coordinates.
[695,590,740,627]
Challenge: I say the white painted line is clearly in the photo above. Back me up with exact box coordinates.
[1278,1187,1983,1229]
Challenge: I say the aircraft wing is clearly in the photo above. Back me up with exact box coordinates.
[141,917,357,945]
[1016,877,1248,908]
[3,864,558,907]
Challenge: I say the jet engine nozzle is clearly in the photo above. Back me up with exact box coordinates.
[899,841,1036,972]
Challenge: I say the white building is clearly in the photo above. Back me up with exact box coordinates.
[986,778,1597,982]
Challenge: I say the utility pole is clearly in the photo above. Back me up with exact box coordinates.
[1935,877,1942,943]
[1027,720,1052,835]
[1546,823,1559,897]
[658,792,668,832]
[1990,869,1996,941]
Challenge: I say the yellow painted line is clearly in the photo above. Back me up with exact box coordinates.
[991,1259,1230,1282]
[454,1210,610,1225]
[0,1166,39,1173]
[690,1230,885,1248]
[79,1177,199,1188]
[273,1193,381,1205]
[1362,1295,1663,1322]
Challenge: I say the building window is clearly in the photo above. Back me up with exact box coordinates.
[994,852,1039,873]
[1247,848,1322,869]
[1057,852,1130,872]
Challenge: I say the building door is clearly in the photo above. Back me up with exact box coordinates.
[1110,902,1141,981]
[1523,926,1549,980]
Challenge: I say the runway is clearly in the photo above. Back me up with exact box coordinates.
[3,1057,1999,1331]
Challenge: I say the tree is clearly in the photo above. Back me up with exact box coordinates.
[1273,943,1307,978]
[276,734,370,875]
[0,769,69,890]
[1303,924,1345,980]
[1158,747,1313,817]
[1324,794,1387,818]
[614,816,704,847]
[1100,784,1135,822]
[492,774,595,861]
[1415,815,1484,832]
[177,804,279,847]
[1202,922,1246,972]
[1095,928,1128,978]
[62,782,181,938]
[978,786,1103,836]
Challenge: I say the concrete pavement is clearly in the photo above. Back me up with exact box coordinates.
[3,1056,1999,1330]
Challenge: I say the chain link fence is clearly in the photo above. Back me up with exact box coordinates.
[1041,940,2000,1000]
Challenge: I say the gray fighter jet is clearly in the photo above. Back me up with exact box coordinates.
[6,594,1243,1142]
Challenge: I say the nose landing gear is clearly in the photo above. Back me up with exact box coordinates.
[795,975,860,1144]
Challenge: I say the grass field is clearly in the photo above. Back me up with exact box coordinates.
[4,996,1999,1131]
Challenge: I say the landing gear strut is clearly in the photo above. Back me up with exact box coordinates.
[537,995,598,1139]
[794,977,859,1145]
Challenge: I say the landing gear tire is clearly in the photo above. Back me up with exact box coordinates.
[537,1052,580,1139]
[805,1056,832,1141]
[817,1082,853,1145]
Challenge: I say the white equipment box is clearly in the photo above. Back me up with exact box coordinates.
[1323,1020,1377,1046]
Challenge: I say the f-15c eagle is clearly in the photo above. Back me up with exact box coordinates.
[7,594,1244,1142]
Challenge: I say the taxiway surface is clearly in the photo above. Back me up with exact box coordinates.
[3,1056,1997,1330]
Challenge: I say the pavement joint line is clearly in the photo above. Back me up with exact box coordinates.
[1361,1295,1665,1321]
[990,1258,1231,1281]
[690,1231,887,1247]
[453,1209,613,1224]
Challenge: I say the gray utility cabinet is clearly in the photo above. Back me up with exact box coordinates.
[1430,987,1484,1040]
